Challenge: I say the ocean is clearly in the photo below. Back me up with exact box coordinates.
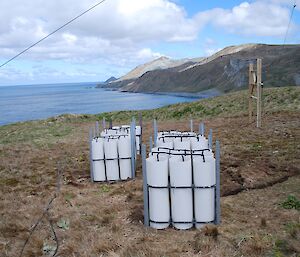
[0,82,198,126]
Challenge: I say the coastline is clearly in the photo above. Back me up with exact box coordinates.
[98,86,222,99]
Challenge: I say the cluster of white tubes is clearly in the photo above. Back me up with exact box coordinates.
[101,125,142,154]
[91,125,141,181]
[146,131,216,230]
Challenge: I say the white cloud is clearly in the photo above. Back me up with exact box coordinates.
[0,0,202,76]
[137,48,162,59]
[0,0,298,84]
[196,1,295,37]
[62,33,77,45]
[0,0,297,63]
[267,0,300,10]
[0,64,99,84]
[202,38,222,56]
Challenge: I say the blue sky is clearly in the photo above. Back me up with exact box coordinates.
[0,0,299,86]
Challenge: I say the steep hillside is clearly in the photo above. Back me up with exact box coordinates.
[105,76,117,83]
[109,44,300,94]
[114,56,197,82]
[180,43,257,72]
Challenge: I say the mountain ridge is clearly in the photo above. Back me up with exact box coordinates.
[114,56,198,82]
[100,43,300,94]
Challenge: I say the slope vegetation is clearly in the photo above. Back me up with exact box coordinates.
[0,87,299,257]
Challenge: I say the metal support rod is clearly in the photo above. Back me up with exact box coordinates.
[89,128,94,182]
[199,122,205,136]
[142,144,150,226]
[130,118,136,178]
[190,119,193,132]
[95,121,99,137]
[208,128,213,149]
[132,116,136,127]
[109,119,112,129]
[102,117,106,130]
[92,126,95,139]
[138,112,143,155]
[139,112,143,129]
[215,140,221,225]
[149,136,153,151]
[153,119,158,147]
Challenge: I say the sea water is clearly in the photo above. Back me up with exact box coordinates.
[0,82,198,126]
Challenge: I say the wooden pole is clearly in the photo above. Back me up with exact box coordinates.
[256,59,262,128]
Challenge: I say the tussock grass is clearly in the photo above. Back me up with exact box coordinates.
[280,195,300,210]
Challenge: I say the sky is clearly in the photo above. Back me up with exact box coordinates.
[0,0,299,86]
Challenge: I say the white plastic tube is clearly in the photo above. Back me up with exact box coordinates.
[149,147,170,159]
[169,149,186,156]
[135,125,142,136]
[91,138,106,181]
[107,129,117,135]
[118,136,132,180]
[193,155,216,188]
[156,138,173,149]
[158,131,173,136]
[187,132,197,136]
[191,136,209,150]
[169,156,193,229]
[158,132,164,137]
[146,155,170,229]
[194,188,215,229]
[204,149,215,158]
[121,125,130,134]
[136,135,141,154]
[100,131,107,137]
[193,155,216,228]
[104,139,119,181]
[174,138,191,150]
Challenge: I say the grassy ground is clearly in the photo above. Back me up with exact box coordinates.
[0,87,299,257]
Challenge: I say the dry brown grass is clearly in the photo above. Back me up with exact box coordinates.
[0,105,299,256]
